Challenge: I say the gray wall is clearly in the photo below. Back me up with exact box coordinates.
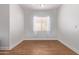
[9,4,24,49]
[58,4,79,53]
[24,9,58,39]
[0,4,9,49]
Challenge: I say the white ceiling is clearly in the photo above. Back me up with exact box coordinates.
[20,4,61,10]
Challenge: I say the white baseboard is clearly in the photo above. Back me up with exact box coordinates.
[9,39,23,50]
[0,47,9,50]
[0,38,57,50]
[24,38,58,40]
[1,39,78,55]
[59,40,79,54]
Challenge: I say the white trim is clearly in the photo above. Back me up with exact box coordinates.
[9,39,23,50]
[23,38,58,40]
[0,47,9,50]
[59,40,79,54]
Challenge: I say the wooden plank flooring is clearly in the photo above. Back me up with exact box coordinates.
[0,40,77,55]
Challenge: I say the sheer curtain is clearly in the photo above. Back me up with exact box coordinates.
[33,16,50,34]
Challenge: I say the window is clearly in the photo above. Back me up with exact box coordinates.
[33,16,50,33]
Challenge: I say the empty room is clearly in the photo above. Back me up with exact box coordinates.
[0,4,79,55]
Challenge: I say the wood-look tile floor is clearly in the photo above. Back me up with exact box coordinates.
[0,40,77,55]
